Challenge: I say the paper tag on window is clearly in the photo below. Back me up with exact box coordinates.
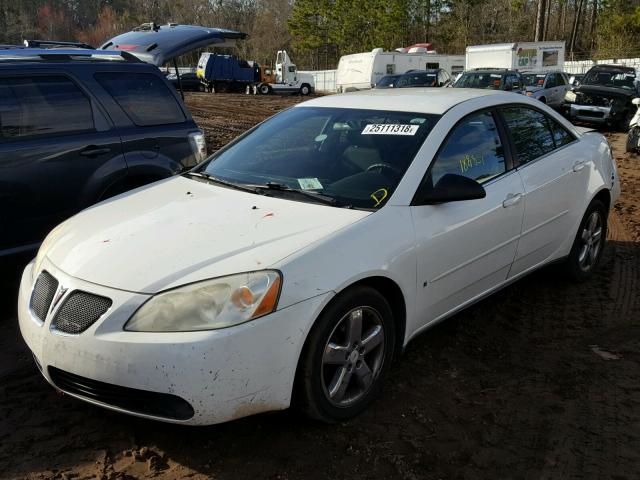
[362,124,419,136]
[297,178,323,190]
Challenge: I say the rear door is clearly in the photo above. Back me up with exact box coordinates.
[499,105,586,277]
[92,70,198,176]
[0,72,125,256]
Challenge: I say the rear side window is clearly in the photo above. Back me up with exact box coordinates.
[501,107,556,164]
[0,76,94,140]
[95,73,185,126]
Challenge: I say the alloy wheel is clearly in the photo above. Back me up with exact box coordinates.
[578,210,603,272]
[321,307,385,407]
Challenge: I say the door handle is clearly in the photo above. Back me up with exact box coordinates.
[502,193,523,208]
[80,146,111,157]
[572,160,586,172]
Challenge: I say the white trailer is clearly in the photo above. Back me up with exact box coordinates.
[336,48,465,92]
[465,41,566,72]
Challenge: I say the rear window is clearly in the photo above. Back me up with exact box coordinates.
[95,72,186,126]
[0,76,94,139]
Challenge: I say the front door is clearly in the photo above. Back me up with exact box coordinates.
[412,110,525,324]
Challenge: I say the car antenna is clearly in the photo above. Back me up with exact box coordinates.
[173,57,184,100]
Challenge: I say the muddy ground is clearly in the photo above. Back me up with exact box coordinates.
[1,93,639,480]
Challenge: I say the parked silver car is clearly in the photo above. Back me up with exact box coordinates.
[522,71,571,108]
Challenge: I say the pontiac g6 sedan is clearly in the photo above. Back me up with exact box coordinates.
[19,89,620,425]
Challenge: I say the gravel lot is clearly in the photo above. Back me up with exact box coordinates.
[1,93,639,480]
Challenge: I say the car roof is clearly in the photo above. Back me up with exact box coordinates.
[296,88,511,115]
[589,64,635,73]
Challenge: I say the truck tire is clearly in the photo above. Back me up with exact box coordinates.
[300,84,311,96]
[259,84,272,95]
[626,126,640,153]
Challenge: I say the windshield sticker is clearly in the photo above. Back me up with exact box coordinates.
[297,178,323,190]
[371,188,388,207]
[362,124,419,135]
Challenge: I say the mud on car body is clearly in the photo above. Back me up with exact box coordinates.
[563,64,639,129]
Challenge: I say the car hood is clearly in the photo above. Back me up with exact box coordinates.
[525,86,543,93]
[575,84,636,99]
[43,176,370,294]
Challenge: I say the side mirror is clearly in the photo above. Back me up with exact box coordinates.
[417,173,486,205]
[632,98,640,106]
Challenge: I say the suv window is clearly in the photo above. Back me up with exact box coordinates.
[501,107,557,164]
[95,72,185,126]
[545,74,556,88]
[555,73,567,86]
[429,111,506,185]
[0,76,93,139]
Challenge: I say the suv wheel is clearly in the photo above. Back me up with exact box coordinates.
[296,286,395,422]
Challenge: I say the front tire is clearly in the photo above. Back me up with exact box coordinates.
[296,286,395,422]
[563,199,608,281]
[300,84,311,96]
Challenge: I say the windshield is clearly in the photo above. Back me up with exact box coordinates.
[522,73,546,87]
[376,75,400,88]
[583,70,637,90]
[197,107,439,209]
[454,72,503,89]
[396,72,437,88]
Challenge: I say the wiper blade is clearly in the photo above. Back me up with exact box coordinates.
[185,172,263,195]
[254,182,339,206]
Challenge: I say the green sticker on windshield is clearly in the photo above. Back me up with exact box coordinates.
[298,178,323,190]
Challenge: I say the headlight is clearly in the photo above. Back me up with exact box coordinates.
[526,91,533,97]
[125,271,282,332]
[565,91,577,103]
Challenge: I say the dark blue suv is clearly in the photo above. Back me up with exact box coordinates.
[0,48,206,264]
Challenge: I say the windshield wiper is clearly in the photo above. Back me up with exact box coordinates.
[184,172,263,195]
[253,182,341,207]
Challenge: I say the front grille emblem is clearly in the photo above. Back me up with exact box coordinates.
[51,286,68,311]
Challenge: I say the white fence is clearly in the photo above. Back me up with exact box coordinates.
[565,58,640,74]
[299,69,338,93]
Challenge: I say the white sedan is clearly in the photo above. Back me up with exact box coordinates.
[19,89,620,425]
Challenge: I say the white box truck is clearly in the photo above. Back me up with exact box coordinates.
[465,42,565,72]
[336,48,465,92]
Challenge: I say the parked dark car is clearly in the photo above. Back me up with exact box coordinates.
[395,69,452,88]
[167,72,204,92]
[563,64,639,129]
[0,48,207,265]
[374,74,402,89]
[453,69,524,93]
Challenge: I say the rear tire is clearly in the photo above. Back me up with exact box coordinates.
[563,199,608,281]
[296,286,395,423]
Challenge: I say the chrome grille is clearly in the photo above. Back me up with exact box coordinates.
[30,271,58,322]
[52,291,112,334]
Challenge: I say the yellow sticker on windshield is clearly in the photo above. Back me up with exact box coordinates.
[371,188,388,207]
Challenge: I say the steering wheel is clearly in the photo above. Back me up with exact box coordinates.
[366,162,403,176]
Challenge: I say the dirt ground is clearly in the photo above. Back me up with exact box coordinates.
[1,93,639,480]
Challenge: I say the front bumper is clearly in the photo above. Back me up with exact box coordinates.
[18,259,330,425]
[568,103,612,124]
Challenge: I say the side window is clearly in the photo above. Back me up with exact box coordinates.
[429,111,506,185]
[549,118,576,147]
[386,64,395,74]
[95,72,186,127]
[501,106,556,164]
[545,74,556,88]
[510,74,521,89]
[0,76,94,140]
[558,73,567,85]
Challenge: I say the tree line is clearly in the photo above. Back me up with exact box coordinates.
[0,0,639,69]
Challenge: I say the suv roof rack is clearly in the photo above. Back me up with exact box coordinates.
[23,39,95,50]
[0,48,143,63]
